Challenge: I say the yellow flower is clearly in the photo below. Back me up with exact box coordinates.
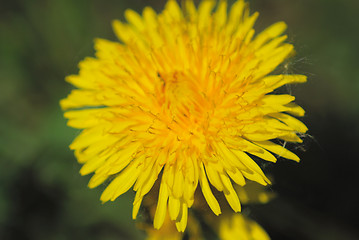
[60,0,307,232]
[219,214,270,240]
[236,179,276,205]
[197,181,273,239]
[140,202,203,240]
[137,189,204,240]
[141,216,183,240]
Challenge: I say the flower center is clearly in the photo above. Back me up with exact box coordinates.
[156,71,210,146]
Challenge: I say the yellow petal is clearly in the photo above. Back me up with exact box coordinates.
[168,196,181,221]
[254,141,300,162]
[136,163,163,198]
[255,43,294,79]
[226,0,246,35]
[262,94,295,106]
[234,12,259,39]
[154,181,169,229]
[100,157,141,202]
[60,90,98,110]
[270,112,308,133]
[215,141,247,170]
[183,0,197,20]
[69,126,103,150]
[205,163,224,192]
[231,149,271,185]
[232,138,277,163]
[227,169,246,186]
[199,163,221,215]
[175,202,188,232]
[214,0,227,30]
[79,151,111,175]
[65,109,101,129]
[262,74,307,90]
[284,103,306,116]
[97,142,140,175]
[65,74,96,90]
[173,168,184,199]
[220,173,241,212]
[88,174,107,188]
[125,9,145,31]
[142,7,158,28]
[112,19,134,44]
[256,35,288,57]
[252,21,287,48]
[165,0,183,21]
[132,191,143,219]
[198,0,215,31]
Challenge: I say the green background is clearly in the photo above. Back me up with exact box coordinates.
[1,0,358,239]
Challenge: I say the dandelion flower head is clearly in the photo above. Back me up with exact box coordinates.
[61,0,307,232]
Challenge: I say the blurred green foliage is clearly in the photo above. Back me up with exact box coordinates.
[1,0,359,239]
